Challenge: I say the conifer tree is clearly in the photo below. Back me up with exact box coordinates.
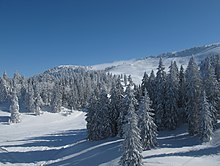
[109,77,124,136]
[34,93,42,115]
[119,88,143,166]
[154,57,167,129]
[51,83,63,113]
[164,61,179,130]
[178,65,187,123]
[138,89,157,150]
[199,91,214,142]
[185,57,202,135]
[10,89,21,123]
[201,57,219,128]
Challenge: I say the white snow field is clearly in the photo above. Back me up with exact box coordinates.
[1,107,220,166]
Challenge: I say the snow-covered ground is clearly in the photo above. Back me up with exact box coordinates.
[1,108,220,166]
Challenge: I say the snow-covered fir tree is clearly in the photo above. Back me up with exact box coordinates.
[86,88,113,140]
[147,70,156,108]
[138,89,157,150]
[0,72,11,103]
[164,61,179,130]
[10,89,21,123]
[51,83,63,113]
[141,72,148,96]
[34,93,42,116]
[119,88,143,166]
[109,77,124,137]
[118,82,138,138]
[199,91,214,142]
[154,57,167,129]
[178,65,187,123]
[85,93,98,140]
[27,82,35,113]
[185,57,202,135]
[200,57,219,128]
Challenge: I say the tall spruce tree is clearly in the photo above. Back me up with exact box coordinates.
[154,57,167,129]
[199,91,214,142]
[138,89,157,150]
[201,57,219,128]
[119,88,143,166]
[178,65,187,123]
[185,57,202,135]
[164,61,179,130]
[109,77,124,137]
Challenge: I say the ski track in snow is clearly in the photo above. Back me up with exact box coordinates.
[1,109,220,166]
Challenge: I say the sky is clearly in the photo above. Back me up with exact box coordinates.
[0,0,220,77]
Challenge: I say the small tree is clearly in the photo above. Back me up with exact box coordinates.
[10,90,21,123]
[35,93,42,115]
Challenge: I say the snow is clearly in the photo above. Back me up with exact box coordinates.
[1,108,220,166]
[92,44,220,84]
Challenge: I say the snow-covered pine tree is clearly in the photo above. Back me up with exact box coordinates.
[0,72,11,103]
[119,88,143,166]
[27,82,35,113]
[109,77,124,136]
[141,72,149,96]
[138,89,157,150]
[86,88,113,140]
[154,57,167,129]
[98,88,114,139]
[34,93,42,115]
[51,82,63,113]
[118,80,139,137]
[178,65,187,123]
[199,91,214,142]
[10,89,21,123]
[147,70,156,107]
[200,57,219,128]
[164,61,179,130]
[85,93,98,140]
[185,57,202,135]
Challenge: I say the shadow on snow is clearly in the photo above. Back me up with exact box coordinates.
[0,129,122,166]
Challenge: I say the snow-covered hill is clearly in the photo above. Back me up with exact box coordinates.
[92,43,220,84]
[45,43,220,84]
[1,108,220,166]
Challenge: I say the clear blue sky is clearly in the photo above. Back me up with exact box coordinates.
[0,0,220,77]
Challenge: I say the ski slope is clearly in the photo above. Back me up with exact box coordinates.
[1,108,220,166]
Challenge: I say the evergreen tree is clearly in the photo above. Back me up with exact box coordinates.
[119,89,143,166]
[178,65,187,123]
[27,83,35,113]
[199,91,214,142]
[86,88,113,140]
[185,57,202,135]
[85,94,98,140]
[141,72,148,96]
[51,83,63,113]
[109,77,124,136]
[164,61,179,130]
[138,89,157,150]
[34,93,42,115]
[147,70,156,107]
[10,89,21,123]
[154,57,167,129]
[201,57,219,128]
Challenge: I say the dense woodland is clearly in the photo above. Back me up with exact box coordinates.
[0,55,220,166]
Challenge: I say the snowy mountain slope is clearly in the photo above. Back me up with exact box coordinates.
[1,108,220,166]
[44,43,220,84]
[92,43,220,84]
